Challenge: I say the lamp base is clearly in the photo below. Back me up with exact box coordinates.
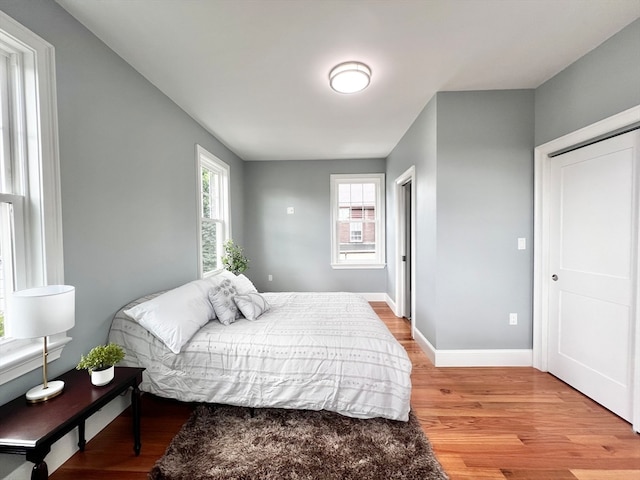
[25,380,65,403]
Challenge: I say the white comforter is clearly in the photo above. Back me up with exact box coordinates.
[109,292,412,421]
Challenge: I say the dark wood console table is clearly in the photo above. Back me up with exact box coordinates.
[0,366,144,480]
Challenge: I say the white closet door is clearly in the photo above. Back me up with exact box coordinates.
[548,130,639,422]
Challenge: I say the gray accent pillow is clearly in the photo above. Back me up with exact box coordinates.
[234,292,270,321]
[209,278,241,325]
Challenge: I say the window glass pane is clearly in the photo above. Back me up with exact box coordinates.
[363,183,376,203]
[210,171,220,219]
[201,167,210,218]
[338,184,351,204]
[201,219,219,274]
[0,202,15,339]
[0,54,11,194]
[201,166,221,221]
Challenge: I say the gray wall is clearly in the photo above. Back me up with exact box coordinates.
[386,96,439,343]
[386,90,534,350]
[244,159,387,293]
[0,0,244,406]
[535,18,640,146]
[436,90,534,349]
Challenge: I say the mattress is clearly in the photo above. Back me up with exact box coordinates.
[108,291,412,421]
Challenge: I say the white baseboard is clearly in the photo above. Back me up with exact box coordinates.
[359,292,387,302]
[412,326,532,367]
[384,294,398,316]
[412,326,437,364]
[0,393,131,479]
[434,348,533,367]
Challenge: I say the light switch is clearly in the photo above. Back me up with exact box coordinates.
[287,207,295,215]
[517,238,526,250]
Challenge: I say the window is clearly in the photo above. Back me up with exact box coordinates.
[197,145,230,277]
[0,11,66,385]
[330,173,385,268]
[350,222,363,243]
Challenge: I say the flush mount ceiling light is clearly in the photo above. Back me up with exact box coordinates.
[329,61,371,94]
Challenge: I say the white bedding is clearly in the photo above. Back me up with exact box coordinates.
[108,291,412,421]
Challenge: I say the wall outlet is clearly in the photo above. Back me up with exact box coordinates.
[509,313,518,325]
[268,274,273,281]
[287,207,294,215]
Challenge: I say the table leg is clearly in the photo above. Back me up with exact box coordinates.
[27,448,50,480]
[30,461,47,480]
[78,419,86,451]
[131,384,141,455]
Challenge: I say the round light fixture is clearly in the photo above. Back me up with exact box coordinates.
[329,61,371,94]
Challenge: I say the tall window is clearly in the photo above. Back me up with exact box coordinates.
[0,11,65,385]
[330,173,385,268]
[197,145,230,277]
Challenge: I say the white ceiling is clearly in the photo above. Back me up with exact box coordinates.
[56,0,640,161]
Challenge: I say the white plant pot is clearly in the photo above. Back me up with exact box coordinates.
[91,366,114,386]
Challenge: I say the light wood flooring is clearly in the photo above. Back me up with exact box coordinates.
[51,302,639,480]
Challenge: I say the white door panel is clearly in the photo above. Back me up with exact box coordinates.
[558,292,630,385]
[549,130,639,422]
[559,150,633,278]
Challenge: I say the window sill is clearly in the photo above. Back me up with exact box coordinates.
[0,335,72,386]
[331,263,386,270]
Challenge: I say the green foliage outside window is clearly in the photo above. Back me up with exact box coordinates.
[201,221,218,273]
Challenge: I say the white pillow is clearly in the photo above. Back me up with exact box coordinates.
[234,274,258,294]
[209,278,241,326]
[124,279,215,354]
[234,292,270,321]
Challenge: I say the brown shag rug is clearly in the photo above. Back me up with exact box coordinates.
[149,405,448,480]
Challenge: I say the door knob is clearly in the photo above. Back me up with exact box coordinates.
[551,274,558,281]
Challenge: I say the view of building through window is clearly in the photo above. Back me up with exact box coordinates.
[337,183,377,261]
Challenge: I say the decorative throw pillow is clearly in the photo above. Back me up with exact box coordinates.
[234,274,258,295]
[209,278,241,325]
[234,292,270,321]
[123,279,215,354]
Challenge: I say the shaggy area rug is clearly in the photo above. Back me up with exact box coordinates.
[149,405,448,480]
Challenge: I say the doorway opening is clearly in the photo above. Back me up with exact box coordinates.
[395,166,416,337]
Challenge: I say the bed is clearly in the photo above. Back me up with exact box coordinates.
[108,273,412,421]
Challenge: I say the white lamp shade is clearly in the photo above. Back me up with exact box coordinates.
[9,285,75,338]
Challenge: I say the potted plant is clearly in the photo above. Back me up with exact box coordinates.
[76,343,125,386]
[221,239,249,275]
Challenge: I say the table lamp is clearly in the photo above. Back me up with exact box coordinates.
[10,285,75,403]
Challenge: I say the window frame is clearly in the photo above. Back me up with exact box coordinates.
[0,11,67,386]
[196,144,230,278]
[330,173,386,269]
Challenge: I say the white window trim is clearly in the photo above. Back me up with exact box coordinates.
[0,11,66,386]
[330,173,386,269]
[196,144,230,278]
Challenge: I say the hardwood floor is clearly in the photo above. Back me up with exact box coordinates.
[51,303,639,480]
